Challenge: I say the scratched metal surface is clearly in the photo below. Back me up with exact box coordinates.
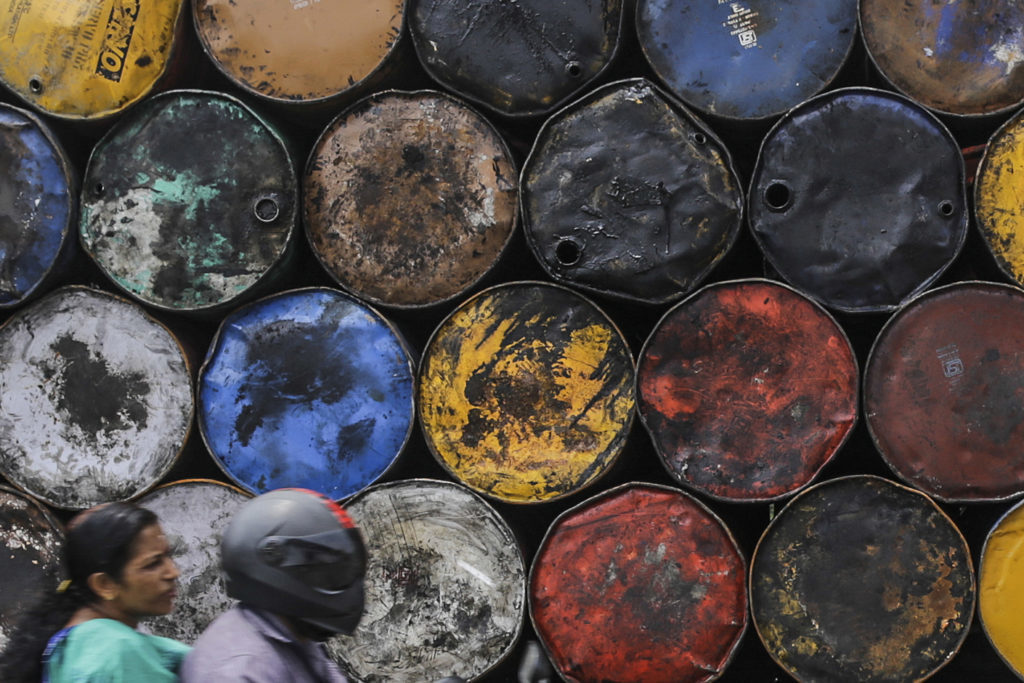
[0,103,76,309]
[408,0,622,117]
[328,479,526,682]
[0,485,65,651]
[751,475,975,682]
[530,482,748,682]
[521,78,743,304]
[748,87,967,313]
[864,282,1024,502]
[0,286,194,510]
[198,287,415,500]
[861,0,1024,117]
[138,479,250,644]
[304,90,517,308]
[975,109,1024,287]
[637,0,857,121]
[637,279,858,502]
[79,90,297,314]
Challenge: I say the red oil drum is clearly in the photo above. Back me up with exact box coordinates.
[637,279,858,502]
[751,475,975,682]
[0,485,65,651]
[417,281,635,504]
[304,90,517,309]
[530,482,747,682]
[861,0,1024,119]
[748,87,968,313]
[327,479,525,682]
[79,89,298,316]
[407,0,623,117]
[974,108,1024,287]
[979,498,1024,678]
[137,479,249,644]
[0,286,193,509]
[865,281,1024,502]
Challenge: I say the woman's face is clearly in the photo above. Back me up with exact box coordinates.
[106,523,180,626]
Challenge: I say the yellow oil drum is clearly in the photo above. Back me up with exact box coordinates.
[975,108,1024,286]
[979,499,1024,677]
[0,0,186,121]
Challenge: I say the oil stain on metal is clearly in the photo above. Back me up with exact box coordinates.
[418,281,635,504]
[975,108,1024,287]
[0,286,193,509]
[328,479,525,682]
[637,279,858,502]
[198,288,415,501]
[751,475,975,682]
[522,78,743,305]
[530,482,747,683]
[304,90,517,309]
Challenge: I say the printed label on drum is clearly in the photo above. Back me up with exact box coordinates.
[935,343,964,388]
[718,0,759,49]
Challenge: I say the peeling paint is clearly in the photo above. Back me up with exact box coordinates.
[975,109,1024,287]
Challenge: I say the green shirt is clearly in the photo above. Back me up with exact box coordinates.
[44,618,190,683]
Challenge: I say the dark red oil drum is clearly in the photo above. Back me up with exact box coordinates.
[304,90,517,309]
[530,482,747,683]
[861,0,1024,119]
[0,286,194,510]
[750,475,975,682]
[974,108,1024,287]
[521,78,743,305]
[637,278,858,502]
[864,281,1024,502]
[0,485,65,651]
[407,0,623,117]
[748,87,968,313]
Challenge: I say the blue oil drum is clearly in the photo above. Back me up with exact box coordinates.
[197,287,415,500]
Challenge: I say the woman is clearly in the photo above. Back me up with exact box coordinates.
[0,501,188,682]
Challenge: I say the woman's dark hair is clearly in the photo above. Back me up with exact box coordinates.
[0,501,158,682]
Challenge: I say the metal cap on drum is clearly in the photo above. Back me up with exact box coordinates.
[637,279,858,502]
[304,90,517,309]
[79,89,298,316]
[975,108,1024,287]
[197,287,415,501]
[979,498,1024,678]
[636,0,858,123]
[0,103,77,309]
[748,87,968,313]
[750,475,975,682]
[136,479,250,645]
[864,281,1024,502]
[529,482,747,683]
[861,0,1024,118]
[417,281,635,504]
[192,0,404,107]
[327,479,525,682]
[0,0,187,121]
[521,79,743,305]
[407,0,623,118]
[0,286,194,510]
[0,484,65,651]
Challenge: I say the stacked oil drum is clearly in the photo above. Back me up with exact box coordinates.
[1,1,1023,681]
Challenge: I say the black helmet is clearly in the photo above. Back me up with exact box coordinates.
[221,488,367,636]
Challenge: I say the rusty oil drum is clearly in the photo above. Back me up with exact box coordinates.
[978,498,1024,678]
[0,0,187,122]
[79,89,298,315]
[0,286,193,509]
[197,287,415,501]
[304,90,517,309]
[636,278,858,502]
[975,108,1024,287]
[530,482,747,682]
[0,102,77,309]
[407,0,622,118]
[0,485,65,651]
[192,0,404,108]
[327,479,525,682]
[417,281,635,504]
[864,281,1024,502]
[137,478,249,644]
[636,0,858,123]
[750,475,975,682]
[521,78,744,305]
[860,0,1024,119]
[748,87,967,313]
